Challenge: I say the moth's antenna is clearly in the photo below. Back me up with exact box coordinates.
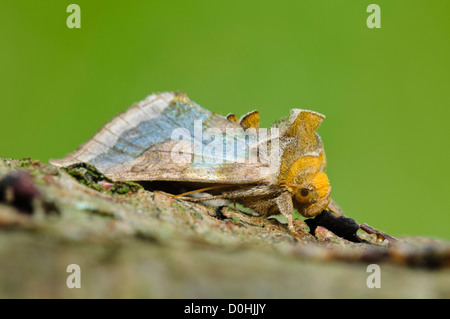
[281,183,302,188]
[169,184,235,198]
[281,183,311,189]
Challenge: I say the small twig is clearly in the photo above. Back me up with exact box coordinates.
[360,223,397,246]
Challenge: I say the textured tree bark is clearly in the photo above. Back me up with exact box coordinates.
[0,158,449,298]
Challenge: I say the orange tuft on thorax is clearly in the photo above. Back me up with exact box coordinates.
[310,172,330,198]
[278,152,326,186]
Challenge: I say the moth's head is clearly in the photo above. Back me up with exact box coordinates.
[292,172,331,217]
[278,108,331,217]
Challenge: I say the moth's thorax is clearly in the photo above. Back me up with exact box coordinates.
[309,172,330,198]
[277,152,326,185]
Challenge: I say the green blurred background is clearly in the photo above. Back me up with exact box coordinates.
[0,1,448,239]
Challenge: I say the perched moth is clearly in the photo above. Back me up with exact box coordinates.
[50,92,342,239]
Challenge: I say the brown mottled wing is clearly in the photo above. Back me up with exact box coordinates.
[50,92,274,184]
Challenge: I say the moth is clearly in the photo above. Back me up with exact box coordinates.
[50,92,342,239]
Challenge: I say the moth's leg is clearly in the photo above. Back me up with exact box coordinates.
[276,191,305,240]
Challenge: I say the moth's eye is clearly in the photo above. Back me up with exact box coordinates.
[295,188,314,204]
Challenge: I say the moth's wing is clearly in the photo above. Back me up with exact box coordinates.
[50,92,177,169]
[50,92,273,184]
